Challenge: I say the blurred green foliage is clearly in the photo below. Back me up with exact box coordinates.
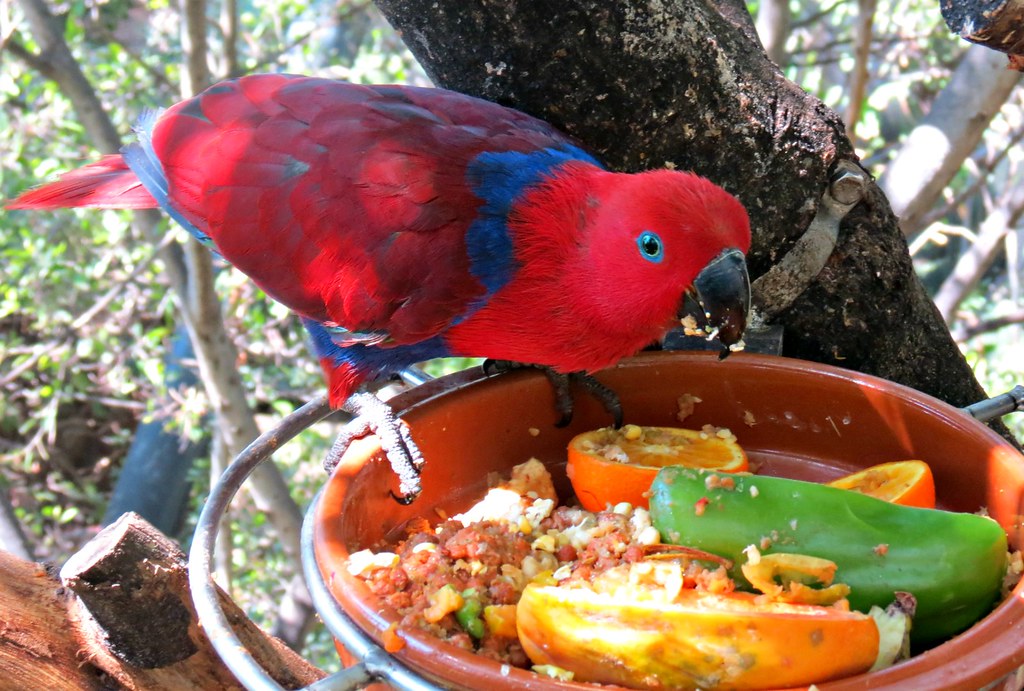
[1,0,427,666]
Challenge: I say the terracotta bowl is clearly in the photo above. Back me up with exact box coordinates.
[313,351,1024,690]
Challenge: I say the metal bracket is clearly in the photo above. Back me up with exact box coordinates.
[962,385,1024,423]
[749,161,868,326]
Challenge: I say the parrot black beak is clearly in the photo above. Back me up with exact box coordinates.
[683,248,751,353]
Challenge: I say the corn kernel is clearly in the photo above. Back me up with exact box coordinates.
[622,424,643,441]
[532,569,557,586]
[532,534,557,552]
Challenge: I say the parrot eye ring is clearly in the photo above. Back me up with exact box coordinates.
[637,230,664,263]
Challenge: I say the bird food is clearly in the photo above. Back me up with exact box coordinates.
[343,441,1021,689]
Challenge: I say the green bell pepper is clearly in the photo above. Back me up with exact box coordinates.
[649,467,1008,643]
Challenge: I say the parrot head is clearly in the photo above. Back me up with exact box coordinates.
[569,167,752,353]
[448,161,752,373]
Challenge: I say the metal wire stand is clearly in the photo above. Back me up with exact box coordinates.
[188,393,443,690]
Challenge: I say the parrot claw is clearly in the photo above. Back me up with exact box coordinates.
[323,391,425,503]
[563,371,624,428]
[482,360,624,428]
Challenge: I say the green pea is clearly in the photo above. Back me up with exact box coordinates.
[456,593,485,639]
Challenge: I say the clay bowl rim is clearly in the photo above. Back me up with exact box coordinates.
[313,351,1024,690]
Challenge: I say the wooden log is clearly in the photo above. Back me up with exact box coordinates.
[61,513,200,668]
[0,512,327,690]
[59,512,327,689]
[0,552,108,689]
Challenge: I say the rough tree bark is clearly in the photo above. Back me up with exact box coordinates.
[941,0,1024,68]
[373,0,1017,443]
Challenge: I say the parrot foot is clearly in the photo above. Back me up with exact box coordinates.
[482,360,623,428]
[323,391,425,504]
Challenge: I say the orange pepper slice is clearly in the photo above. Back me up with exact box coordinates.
[828,460,935,508]
[517,583,878,689]
[567,424,748,511]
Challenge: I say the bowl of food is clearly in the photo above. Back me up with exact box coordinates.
[312,351,1024,690]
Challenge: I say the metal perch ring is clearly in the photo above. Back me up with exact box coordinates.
[187,393,441,690]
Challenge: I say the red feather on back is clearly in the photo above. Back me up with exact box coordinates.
[148,75,577,343]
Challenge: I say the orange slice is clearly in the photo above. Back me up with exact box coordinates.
[517,582,879,689]
[828,460,936,508]
[567,424,748,511]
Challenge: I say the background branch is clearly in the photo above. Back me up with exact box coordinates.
[879,44,1020,236]
[11,0,311,645]
[845,0,877,141]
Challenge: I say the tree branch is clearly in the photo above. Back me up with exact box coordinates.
[0,486,34,561]
[13,0,121,153]
[941,0,1024,68]
[175,0,316,653]
[221,0,239,77]
[754,0,791,66]
[174,0,306,576]
[933,178,1024,323]
[955,307,1024,340]
[180,0,212,97]
[878,44,1020,236]
[914,123,1024,233]
[844,0,876,141]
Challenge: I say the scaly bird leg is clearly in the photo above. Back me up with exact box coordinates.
[483,360,623,428]
[323,391,425,504]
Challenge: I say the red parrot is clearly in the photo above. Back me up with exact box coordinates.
[9,73,751,497]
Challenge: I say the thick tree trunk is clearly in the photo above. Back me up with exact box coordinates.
[374,0,1017,443]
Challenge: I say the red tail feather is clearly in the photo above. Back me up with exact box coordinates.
[319,357,365,408]
[6,155,157,210]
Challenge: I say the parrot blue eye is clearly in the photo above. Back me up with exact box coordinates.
[637,231,664,263]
